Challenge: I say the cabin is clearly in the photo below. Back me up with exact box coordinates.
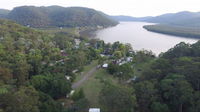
[66,90,75,98]
[126,57,133,62]
[60,50,68,56]
[102,63,108,68]
[72,69,78,73]
[74,39,81,45]
[74,39,81,49]
[65,75,71,80]
[89,108,100,112]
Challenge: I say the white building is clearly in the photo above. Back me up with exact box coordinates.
[89,108,100,112]
[102,63,108,68]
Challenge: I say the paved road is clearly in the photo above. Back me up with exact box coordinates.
[72,66,97,89]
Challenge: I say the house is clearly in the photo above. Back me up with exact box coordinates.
[102,63,108,68]
[74,39,81,49]
[100,54,105,57]
[126,57,133,62]
[126,76,137,83]
[85,43,90,46]
[65,75,71,80]
[119,61,126,66]
[60,50,68,56]
[72,69,78,73]
[56,59,64,63]
[89,108,100,112]
[66,90,75,98]
[74,39,81,45]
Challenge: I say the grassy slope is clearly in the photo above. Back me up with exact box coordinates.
[143,24,200,38]
[74,61,120,107]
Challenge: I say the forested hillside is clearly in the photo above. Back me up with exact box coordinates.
[142,11,200,38]
[145,11,200,27]
[143,25,200,38]
[0,9,10,18]
[132,41,200,112]
[5,6,118,28]
[0,18,200,112]
[0,19,105,112]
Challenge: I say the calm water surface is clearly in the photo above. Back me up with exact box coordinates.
[95,22,199,55]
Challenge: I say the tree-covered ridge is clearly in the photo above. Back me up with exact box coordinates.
[143,25,200,38]
[133,41,200,112]
[0,19,101,112]
[142,11,200,38]
[0,9,10,18]
[6,6,118,28]
[1,18,200,112]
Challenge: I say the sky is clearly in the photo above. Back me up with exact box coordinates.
[1,0,200,17]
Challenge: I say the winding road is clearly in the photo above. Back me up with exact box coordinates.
[72,66,98,89]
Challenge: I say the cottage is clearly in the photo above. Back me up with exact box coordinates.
[89,108,100,112]
[126,57,133,62]
[85,43,90,46]
[65,75,71,80]
[60,50,68,56]
[100,54,105,57]
[74,39,81,45]
[102,63,108,68]
[72,69,78,73]
[66,90,75,98]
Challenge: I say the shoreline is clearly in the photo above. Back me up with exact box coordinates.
[143,25,200,39]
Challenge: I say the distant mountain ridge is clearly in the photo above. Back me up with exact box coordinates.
[112,11,200,27]
[110,15,152,22]
[0,9,10,18]
[0,6,118,28]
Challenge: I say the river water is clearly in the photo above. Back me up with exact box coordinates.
[95,22,199,55]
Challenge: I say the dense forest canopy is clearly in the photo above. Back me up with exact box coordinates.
[0,7,200,112]
[0,19,99,112]
[143,25,200,38]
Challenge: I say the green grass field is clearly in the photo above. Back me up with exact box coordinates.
[78,69,119,107]
[74,61,98,83]
[74,61,120,107]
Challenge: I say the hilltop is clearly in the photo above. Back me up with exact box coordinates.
[0,6,118,28]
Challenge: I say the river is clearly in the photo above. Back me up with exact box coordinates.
[95,22,199,55]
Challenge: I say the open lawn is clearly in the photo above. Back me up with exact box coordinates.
[74,61,98,83]
[37,27,79,36]
[75,64,119,107]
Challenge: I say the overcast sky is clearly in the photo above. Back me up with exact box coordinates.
[1,0,200,17]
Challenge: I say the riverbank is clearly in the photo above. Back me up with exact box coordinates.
[143,24,200,39]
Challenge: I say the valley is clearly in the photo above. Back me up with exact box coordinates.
[0,4,200,112]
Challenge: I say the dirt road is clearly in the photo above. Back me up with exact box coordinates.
[72,66,97,89]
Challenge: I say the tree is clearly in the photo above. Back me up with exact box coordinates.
[150,102,170,112]
[99,84,136,112]
[38,92,64,112]
[117,63,134,80]
[113,51,122,59]
[27,49,42,76]
[2,86,40,112]
[134,80,158,112]
[12,53,30,86]
[31,73,71,98]
[160,74,193,112]
[107,63,119,74]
